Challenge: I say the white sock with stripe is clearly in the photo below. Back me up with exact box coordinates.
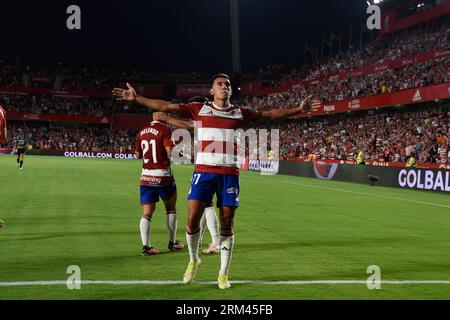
[166,213,177,243]
[140,218,151,247]
[186,230,201,263]
[219,235,234,275]
[205,207,220,246]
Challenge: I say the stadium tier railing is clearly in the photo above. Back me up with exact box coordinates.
[294,82,450,118]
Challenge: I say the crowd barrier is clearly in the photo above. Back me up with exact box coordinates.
[0,149,137,160]
[276,161,450,193]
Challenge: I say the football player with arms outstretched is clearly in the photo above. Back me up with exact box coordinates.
[153,109,221,255]
[114,74,321,289]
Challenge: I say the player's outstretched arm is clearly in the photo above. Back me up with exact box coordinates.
[112,83,181,113]
[260,95,321,121]
[153,112,193,130]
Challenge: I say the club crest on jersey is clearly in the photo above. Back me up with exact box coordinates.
[198,105,243,120]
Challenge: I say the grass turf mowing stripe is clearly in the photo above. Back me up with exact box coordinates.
[1,280,450,286]
[243,174,450,209]
[173,163,450,208]
[1,157,449,299]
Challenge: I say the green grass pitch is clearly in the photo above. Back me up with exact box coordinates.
[0,155,449,299]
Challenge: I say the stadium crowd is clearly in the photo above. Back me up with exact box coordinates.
[0,64,164,91]
[0,22,448,165]
[256,22,449,88]
[2,55,448,117]
[241,58,450,110]
[0,93,150,116]
[4,123,137,153]
[3,104,448,165]
[2,23,448,92]
[1,94,112,117]
[271,105,449,164]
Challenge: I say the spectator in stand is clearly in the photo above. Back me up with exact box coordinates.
[245,105,448,165]
[5,123,137,154]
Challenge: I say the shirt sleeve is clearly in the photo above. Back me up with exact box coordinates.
[163,127,174,147]
[178,103,198,120]
[135,133,142,155]
[242,108,263,124]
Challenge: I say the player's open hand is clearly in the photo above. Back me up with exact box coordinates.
[153,112,168,122]
[112,83,137,101]
[300,95,322,114]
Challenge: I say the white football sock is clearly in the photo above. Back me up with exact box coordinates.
[166,213,177,243]
[205,206,220,246]
[140,218,151,247]
[219,235,234,275]
[186,231,201,262]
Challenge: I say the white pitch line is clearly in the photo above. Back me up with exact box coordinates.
[244,175,450,209]
[1,280,450,287]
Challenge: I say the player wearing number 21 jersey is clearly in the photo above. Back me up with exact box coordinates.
[135,117,184,255]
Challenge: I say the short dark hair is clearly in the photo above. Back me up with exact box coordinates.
[211,73,230,86]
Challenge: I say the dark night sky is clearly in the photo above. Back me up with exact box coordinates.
[0,0,369,73]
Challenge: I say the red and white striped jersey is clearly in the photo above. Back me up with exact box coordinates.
[135,121,174,186]
[0,105,6,142]
[179,102,262,175]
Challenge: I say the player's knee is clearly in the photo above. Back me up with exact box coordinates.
[220,218,234,236]
[142,212,152,220]
[164,201,176,213]
[186,225,200,235]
